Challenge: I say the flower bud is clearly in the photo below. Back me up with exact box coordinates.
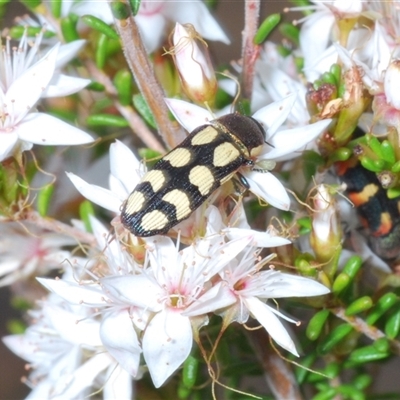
[170,23,217,105]
[309,185,342,265]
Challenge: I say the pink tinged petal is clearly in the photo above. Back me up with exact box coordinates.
[110,140,142,194]
[66,172,122,213]
[243,171,290,211]
[43,74,91,97]
[253,95,296,136]
[37,277,108,306]
[135,13,167,53]
[17,113,93,145]
[100,310,141,377]
[101,275,163,311]
[0,132,18,162]
[243,297,299,356]
[5,44,59,123]
[263,119,332,160]
[224,227,291,247]
[165,98,213,132]
[163,1,229,44]
[44,304,102,346]
[103,365,133,400]
[143,309,193,388]
[184,282,237,317]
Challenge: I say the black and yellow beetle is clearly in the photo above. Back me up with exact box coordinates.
[121,113,266,237]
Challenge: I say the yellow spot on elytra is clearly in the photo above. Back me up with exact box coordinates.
[189,165,215,195]
[164,148,192,167]
[141,210,169,231]
[162,190,191,220]
[191,126,218,145]
[250,144,263,157]
[142,170,165,192]
[213,142,240,167]
[374,212,393,236]
[348,184,379,206]
[124,191,146,214]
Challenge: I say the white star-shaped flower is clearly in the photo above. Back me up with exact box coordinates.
[0,31,93,162]
[186,246,330,356]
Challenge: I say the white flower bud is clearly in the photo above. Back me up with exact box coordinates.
[171,23,217,104]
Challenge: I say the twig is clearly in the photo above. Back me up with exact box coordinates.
[247,328,303,400]
[17,210,96,247]
[85,60,166,154]
[111,4,185,149]
[241,0,261,100]
[333,307,400,355]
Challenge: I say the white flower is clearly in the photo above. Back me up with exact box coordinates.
[37,218,145,380]
[2,294,132,399]
[67,140,142,213]
[0,32,93,162]
[165,97,331,210]
[293,1,363,81]
[185,246,330,356]
[100,234,254,387]
[0,221,77,287]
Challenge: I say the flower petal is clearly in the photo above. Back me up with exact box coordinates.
[244,296,299,356]
[44,304,102,346]
[184,282,237,316]
[100,310,141,377]
[37,277,108,306]
[17,113,93,145]
[43,74,91,97]
[103,365,133,400]
[55,40,86,68]
[110,140,142,194]
[257,271,330,299]
[243,171,290,210]
[143,309,192,388]
[5,44,59,122]
[163,1,229,44]
[165,98,213,132]
[100,275,163,312]
[66,172,123,213]
[224,227,291,247]
[0,132,18,162]
[135,13,167,53]
[262,119,332,160]
[253,94,296,136]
